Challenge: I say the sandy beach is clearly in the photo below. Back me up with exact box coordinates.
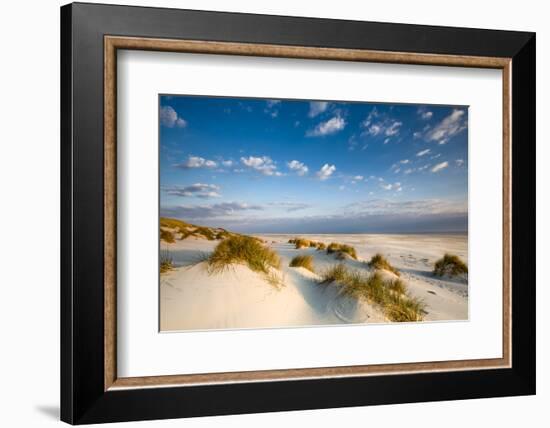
[160,233,468,332]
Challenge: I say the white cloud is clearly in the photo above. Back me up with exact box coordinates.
[161,201,263,219]
[346,198,467,216]
[380,182,403,191]
[368,124,382,136]
[176,155,217,169]
[385,121,402,136]
[416,149,431,157]
[287,160,309,176]
[431,161,449,173]
[221,160,234,167]
[361,107,379,128]
[264,100,281,118]
[362,108,402,138]
[353,175,364,181]
[316,164,336,180]
[308,101,329,117]
[400,159,410,164]
[404,168,414,175]
[455,159,465,167]
[160,106,187,128]
[426,109,467,144]
[241,156,281,176]
[418,108,433,120]
[163,183,221,199]
[268,201,311,212]
[413,131,422,139]
[307,115,346,137]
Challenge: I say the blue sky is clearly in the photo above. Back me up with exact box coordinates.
[159,95,468,233]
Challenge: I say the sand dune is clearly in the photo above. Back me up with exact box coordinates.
[160,234,468,332]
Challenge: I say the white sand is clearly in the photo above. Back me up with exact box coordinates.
[160,234,468,332]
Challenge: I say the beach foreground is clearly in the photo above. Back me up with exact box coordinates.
[160,232,468,332]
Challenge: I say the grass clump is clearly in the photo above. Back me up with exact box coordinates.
[384,292,426,322]
[289,255,315,272]
[160,217,242,242]
[320,264,425,322]
[294,238,311,249]
[160,249,173,274]
[160,217,191,230]
[160,229,175,243]
[433,253,468,277]
[316,242,326,251]
[208,235,281,275]
[319,263,348,284]
[195,226,216,240]
[368,253,400,276]
[326,243,357,260]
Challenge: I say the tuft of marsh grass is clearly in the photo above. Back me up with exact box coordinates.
[433,253,468,277]
[289,255,315,272]
[160,249,173,274]
[316,242,327,251]
[326,242,358,260]
[368,253,400,276]
[320,264,425,322]
[208,235,281,275]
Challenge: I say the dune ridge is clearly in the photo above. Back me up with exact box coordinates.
[160,219,468,331]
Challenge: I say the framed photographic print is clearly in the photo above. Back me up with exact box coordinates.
[61,2,536,424]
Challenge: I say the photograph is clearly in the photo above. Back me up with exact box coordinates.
[159,95,469,331]
[54,2,537,424]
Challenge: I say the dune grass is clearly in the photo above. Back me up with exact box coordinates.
[368,253,400,276]
[160,217,240,242]
[320,264,425,322]
[433,253,468,277]
[293,238,311,249]
[288,237,328,251]
[326,242,358,260]
[289,255,315,272]
[160,229,175,244]
[160,217,191,230]
[208,235,281,275]
[160,249,173,274]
